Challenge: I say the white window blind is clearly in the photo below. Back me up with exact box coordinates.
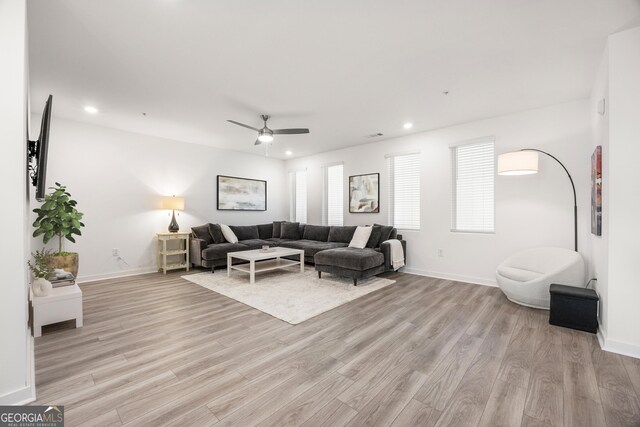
[290,170,307,223]
[451,139,495,233]
[387,152,420,230]
[323,164,343,226]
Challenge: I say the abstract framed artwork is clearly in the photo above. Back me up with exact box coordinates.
[591,146,602,236]
[217,175,267,211]
[349,173,380,213]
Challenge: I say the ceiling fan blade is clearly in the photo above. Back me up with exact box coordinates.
[272,128,310,135]
[254,138,262,145]
[227,120,260,131]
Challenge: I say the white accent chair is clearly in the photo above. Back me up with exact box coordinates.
[495,247,585,309]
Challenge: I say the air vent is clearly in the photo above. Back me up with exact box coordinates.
[367,133,384,138]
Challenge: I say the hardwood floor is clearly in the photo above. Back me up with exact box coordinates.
[32,269,640,426]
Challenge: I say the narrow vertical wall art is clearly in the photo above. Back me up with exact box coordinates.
[591,145,602,236]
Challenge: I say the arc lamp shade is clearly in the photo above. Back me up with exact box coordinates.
[497,151,539,175]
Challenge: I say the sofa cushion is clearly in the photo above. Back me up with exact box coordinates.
[366,225,383,248]
[202,243,248,260]
[374,224,394,246]
[192,224,213,245]
[328,226,357,243]
[280,240,347,257]
[314,247,385,271]
[272,221,286,238]
[256,223,273,239]
[239,239,277,250]
[220,224,238,243]
[303,225,330,242]
[265,237,289,245]
[208,223,226,244]
[349,226,373,249]
[280,222,301,240]
[229,225,259,241]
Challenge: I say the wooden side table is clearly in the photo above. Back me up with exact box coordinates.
[31,284,83,338]
[157,232,190,274]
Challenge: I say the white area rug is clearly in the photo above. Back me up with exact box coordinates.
[182,267,395,324]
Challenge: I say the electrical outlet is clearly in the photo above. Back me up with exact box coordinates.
[112,248,119,257]
[437,249,444,257]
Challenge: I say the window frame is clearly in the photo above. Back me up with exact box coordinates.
[386,151,421,231]
[322,162,344,226]
[450,136,496,234]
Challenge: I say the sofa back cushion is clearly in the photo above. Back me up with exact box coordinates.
[280,222,301,239]
[328,226,357,243]
[366,225,383,248]
[208,224,226,244]
[374,224,394,245]
[256,223,273,239]
[192,224,213,245]
[272,221,286,238]
[229,225,259,241]
[303,225,330,242]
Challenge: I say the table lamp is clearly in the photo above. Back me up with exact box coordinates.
[162,195,185,232]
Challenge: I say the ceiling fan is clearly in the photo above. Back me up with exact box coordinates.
[227,115,310,145]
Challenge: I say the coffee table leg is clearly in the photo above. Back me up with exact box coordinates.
[250,260,255,284]
[300,252,304,273]
[227,254,231,277]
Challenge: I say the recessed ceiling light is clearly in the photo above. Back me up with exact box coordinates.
[84,106,98,114]
[403,122,413,129]
[285,151,293,156]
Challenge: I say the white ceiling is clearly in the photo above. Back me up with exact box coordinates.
[28,0,640,159]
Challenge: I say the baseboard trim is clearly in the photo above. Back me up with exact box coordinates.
[0,384,35,405]
[76,267,158,284]
[597,329,640,359]
[402,267,497,288]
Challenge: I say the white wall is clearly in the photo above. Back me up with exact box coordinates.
[30,118,287,281]
[286,100,592,286]
[0,0,33,404]
[605,26,640,354]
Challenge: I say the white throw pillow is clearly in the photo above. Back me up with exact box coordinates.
[219,224,238,244]
[349,226,373,249]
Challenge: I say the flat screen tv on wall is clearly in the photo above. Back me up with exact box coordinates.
[28,95,52,201]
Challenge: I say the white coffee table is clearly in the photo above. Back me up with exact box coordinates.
[227,247,305,284]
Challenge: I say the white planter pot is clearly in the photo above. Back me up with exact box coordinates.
[32,277,53,297]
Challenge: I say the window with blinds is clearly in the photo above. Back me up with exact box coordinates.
[290,170,307,223]
[323,164,343,226]
[451,138,495,233]
[387,152,421,230]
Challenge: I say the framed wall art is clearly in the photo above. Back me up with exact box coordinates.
[349,173,379,213]
[217,175,267,211]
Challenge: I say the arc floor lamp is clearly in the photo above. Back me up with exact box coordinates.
[497,149,578,252]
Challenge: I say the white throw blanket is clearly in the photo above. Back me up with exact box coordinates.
[384,239,405,270]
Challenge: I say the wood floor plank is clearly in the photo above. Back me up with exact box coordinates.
[523,325,564,427]
[432,351,502,427]
[300,399,358,427]
[390,398,438,427]
[413,334,484,410]
[599,387,640,427]
[478,379,527,427]
[563,360,606,427]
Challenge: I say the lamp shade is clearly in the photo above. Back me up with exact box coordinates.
[162,196,184,211]
[497,151,539,175]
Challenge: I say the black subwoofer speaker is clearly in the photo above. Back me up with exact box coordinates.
[549,284,598,333]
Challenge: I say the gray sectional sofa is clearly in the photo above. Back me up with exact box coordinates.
[190,221,406,285]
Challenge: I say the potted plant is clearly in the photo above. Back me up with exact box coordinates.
[28,249,55,296]
[32,182,85,278]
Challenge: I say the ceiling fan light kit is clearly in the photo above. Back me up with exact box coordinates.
[227,115,309,148]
